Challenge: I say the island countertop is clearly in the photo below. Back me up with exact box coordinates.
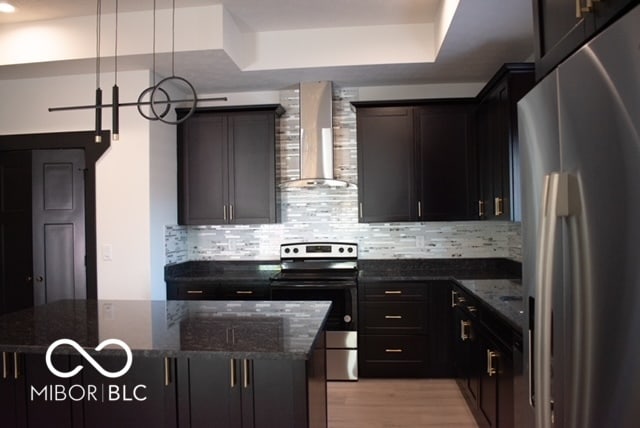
[0,299,331,360]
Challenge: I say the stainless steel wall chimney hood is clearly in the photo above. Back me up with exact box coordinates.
[281,81,354,188]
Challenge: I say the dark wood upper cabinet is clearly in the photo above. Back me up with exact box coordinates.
[534,0,637,80]
[354,101,476,223]
[356,106,417,223]
[416,103,476,221]
[177,106,282,226]
[475,63,535,221]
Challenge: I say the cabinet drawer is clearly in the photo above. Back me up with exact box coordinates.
[361,302,426,333]
[216,286,269,300]
[361,335,427,361]
[171,283,217,300]
[362,283,427,300]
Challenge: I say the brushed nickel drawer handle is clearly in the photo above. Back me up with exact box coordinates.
[235,290,254,295]
[384,290,402,295]
[230,359,237,388]
[2,352,7,380]
[385,315,402,319]
[385,349,403,353]
[164,357,172,386]
[187,290,204,294]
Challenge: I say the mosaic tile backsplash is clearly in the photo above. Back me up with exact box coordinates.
[165,86,523,264]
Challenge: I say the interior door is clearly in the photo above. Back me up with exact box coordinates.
[31,149,86,305]
[0,151,33,315]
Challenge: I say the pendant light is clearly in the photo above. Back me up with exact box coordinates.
[94,0,103,143]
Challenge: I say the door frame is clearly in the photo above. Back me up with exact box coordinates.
[0,131,111,299]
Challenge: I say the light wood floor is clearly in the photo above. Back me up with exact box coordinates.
[327,379,479,428]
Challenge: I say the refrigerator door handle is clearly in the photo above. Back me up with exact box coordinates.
[557,173,587,428]
[535,173,561,428]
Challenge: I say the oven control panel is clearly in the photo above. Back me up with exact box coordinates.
[280,242,358,259]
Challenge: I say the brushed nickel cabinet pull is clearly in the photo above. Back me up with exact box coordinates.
[494,197,504,216]
[229,204,234,221]
[418,201,422,218]
[164,357,172,386]
[385,315,402,319]
[467,305,477,313]
[478,200,485,217]
[13,352,19,379]
[359,202,363,219]
[487,349,498,376]
[242,359,250,388]
[187,290,204,294]
[235,290,253,295]
[384,290,402,295]
[451,290,458,307]
[461,320,471,341]
[230,359,237,388]
[223,205,227,221]
[2,352,7,380]
[385,349,403,353]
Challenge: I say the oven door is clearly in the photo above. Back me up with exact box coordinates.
[270,284,357,331]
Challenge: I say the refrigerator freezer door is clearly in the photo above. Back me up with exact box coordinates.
[556,4,640,427]
[518,68,563,428]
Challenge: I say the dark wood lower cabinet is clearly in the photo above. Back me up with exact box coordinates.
[0,350,325,428]
[359,280,452,378]
[452,285,517,428]
[178,341,326,428]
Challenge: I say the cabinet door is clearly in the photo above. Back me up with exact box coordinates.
[183,357,242,428]
[0,353,21,428]
[533,0,593,79]
[416,104,476,221]
[81,356,177,428]
[227,112,276,224]
[357,107,418,222]
[252,359,311,428]
[478,334,498,428]
[178,113,228,225]
[427,281,453,377]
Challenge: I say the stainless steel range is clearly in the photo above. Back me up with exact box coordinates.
[270,242,358,381]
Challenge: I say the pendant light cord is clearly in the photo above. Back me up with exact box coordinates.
[96,0,101,89]
[114,0,118,84]
[152,0,157,85]
[171,0,176,76]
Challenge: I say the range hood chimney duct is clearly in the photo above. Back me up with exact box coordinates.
[281,81,354,188]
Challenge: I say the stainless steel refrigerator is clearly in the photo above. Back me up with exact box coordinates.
[518,4,640,428]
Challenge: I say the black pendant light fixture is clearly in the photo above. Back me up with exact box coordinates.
[112,0,120,141]
[49,0,227,142]
[94,0,103,143]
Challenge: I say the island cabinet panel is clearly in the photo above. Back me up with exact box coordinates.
[80,355,178,428]
[178,348,326,428]
[2,354,178,428]
[177,106,280,226]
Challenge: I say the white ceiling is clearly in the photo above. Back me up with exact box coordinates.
[0,0,535,92]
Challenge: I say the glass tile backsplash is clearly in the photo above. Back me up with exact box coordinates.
[165,86,523,264]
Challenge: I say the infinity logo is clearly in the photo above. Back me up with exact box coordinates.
[45,339,133,379]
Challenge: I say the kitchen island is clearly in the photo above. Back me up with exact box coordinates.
[0,299,330,428]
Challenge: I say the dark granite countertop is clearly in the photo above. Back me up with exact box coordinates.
[358,258,521,281]
[0,300,330,360]
[455,279,524,332]
[165,261,280,283]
